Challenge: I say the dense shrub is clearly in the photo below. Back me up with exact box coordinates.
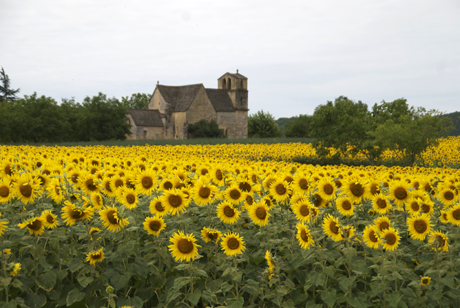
[188,119,226,138]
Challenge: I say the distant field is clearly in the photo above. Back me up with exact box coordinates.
[3,137,315,147]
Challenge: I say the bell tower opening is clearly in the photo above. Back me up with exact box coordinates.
[227,78,231,90]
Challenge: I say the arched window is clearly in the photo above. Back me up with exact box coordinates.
[227,78,231,90]
[222,79,226,89]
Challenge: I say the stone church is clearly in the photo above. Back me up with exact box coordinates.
[126,71,248,140]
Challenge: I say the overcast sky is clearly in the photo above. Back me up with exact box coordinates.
[1,0,459,118]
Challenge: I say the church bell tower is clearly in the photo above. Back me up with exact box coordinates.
[217,70,248,111]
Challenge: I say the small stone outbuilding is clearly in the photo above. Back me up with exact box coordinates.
[126,71,249,140]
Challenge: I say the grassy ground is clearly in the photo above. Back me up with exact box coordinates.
[2,137,315,147]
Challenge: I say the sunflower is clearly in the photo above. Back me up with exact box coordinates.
[341,225,355,240]
[269,179,291,202]
[389,180,411,207]
[374,216,391,234]
[168,231,201,262]
[265,250,275,280]
[244,193,255,207]
[46,178,65,204]
[9,263,21,276]
[440,210,449,223]
[248,202,270,226]
[342,177,367,203]
[437,188,457,207]
[217,201,240,224]
[221,232,246,256]
[210,167,226,186]
[363,225,380,249]
[193,179,218,206]
[200,227,222,243]
[223,183,245,205]
[366,179,381,198]
[91,193,104,210]
[18,217,45,236]
[429,230,449,252]
[447,204,460,226]
[296,224,314,249]
[14,174,41,205]
[311,193,327,208]
[0,219,8,236]
[0,161,14,177]
[0,179,13,204]
[109,175,125,194]
[118,188,138,210]
[336,196,354,216]
[406,198,421,216]
[40,210,58,229]
[292,173,310,193]
[262,175,277,191]
[61,201,94,226]
[99,206,129,232]
[316,178,336,201]
[292,198,313,223]
[421,276,431,286]
[143,216,166,236]
[136,169,157,195]
[161,189,190,216]
[2,248,11,257]
[101,177,117,197]
[86,248,105,265]
[79,172,101,195]
[420,200,434,216]
[159,177,177,191]
[407,214,432,241]
[371,193,392,215]
[149,197,170,217]
[322,214,342,242]
[89,227,101,240]
[381,227,401,251]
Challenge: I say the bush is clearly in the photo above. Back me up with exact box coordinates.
[285,114,312,137]
[248,110,282,138]
[187,119,226,138]
[292,155,409,168]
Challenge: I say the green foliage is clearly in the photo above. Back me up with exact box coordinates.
[121,93,151,109]
[248,110,282,138]
[0,67,20,102]
[187,119,226,138]
[292,155,408,167]
[285,114,312,138]
[441,111,460,136]
[275,117,295,135]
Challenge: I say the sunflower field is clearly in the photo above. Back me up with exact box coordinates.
[1,137,460,308]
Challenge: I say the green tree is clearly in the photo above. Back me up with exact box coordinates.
[79,93,131,141]
[248,110,282,138]
[187,119,226,138]
[371,108,453,166]
[310,96,382,164]
[0,67,20,102]
[284,114,312,137]
[121,93,151,109]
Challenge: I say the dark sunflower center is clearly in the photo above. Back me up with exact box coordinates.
[85,179,97,191]
[371,184,380,195]
[329,221,339,234]
[142,177,153,189]
[4,166,12,175]
[380,222,390,231]
[435,235,445,247]
[422,278,429,285]
[411,202,420,211]
[377,199,387,209]
[55,186,61,195]
[178,239,193,254]
[169,195,182,208]
[106,211,119,224]
[350,183,364,197]
[369,230,378,242]
[164,182,173,190]
[28,219,42,231]
[91,253,102,260]
[313,194,323,207]
[342,201,352,211]
[207,232,218,240]
[224,206,235,217]
[105,182,113,192]
[394,187,407,200]
[421,204,430,213]
[264,198,272,207]
[126,194,135,204]
[0,187,9,197]
[149,221,161,231]
[266,179,276,189]
[90,230,99,235]
[19,183,32,198]
[71,209,85,220]
[230,189,241,200]
[301,229,309,241]
[46,215,54,224]
[385,234,396,245]
[201,169,209,175]
[424,184,434,194]
[334,180,342,188]
[452,209,460,220]
[38,176,46,186]
[323,184,334,195]
[216,170,223,180]
[275,184,287,195]
[199,187,211,198]
[444,191,454,201]
[299,179,309,190]
[255,207,266,219]
[414,220,427,233]
[246,195,254,205]
[239,182,251,192]
[299,205,310,216]
[155,202,165,212]
[227,238,240,250]
[115,180,123,188]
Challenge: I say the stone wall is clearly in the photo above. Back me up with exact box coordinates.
[186,87,217,124]
[217,110,248,139]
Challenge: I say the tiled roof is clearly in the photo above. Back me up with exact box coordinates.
[205,89,235,112]
[128,109,163,127]
[157,84,202,112]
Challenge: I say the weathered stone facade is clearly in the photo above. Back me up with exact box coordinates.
[126,71,248,140]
